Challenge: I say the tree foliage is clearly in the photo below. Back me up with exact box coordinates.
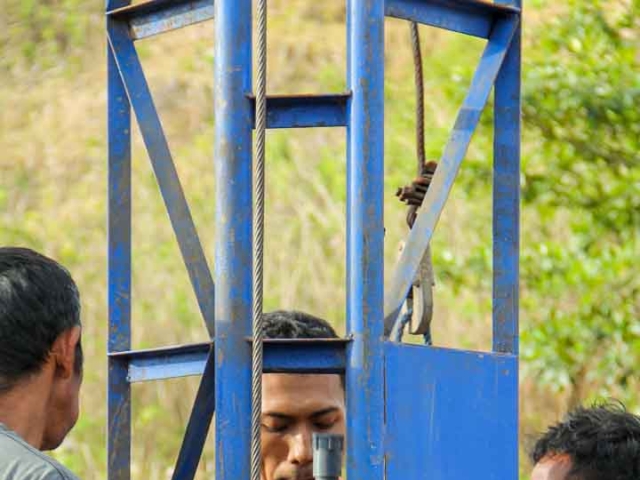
[520,0,639,408]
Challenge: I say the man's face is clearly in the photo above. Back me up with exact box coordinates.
[531,454,574,480]
[261,373,345,480]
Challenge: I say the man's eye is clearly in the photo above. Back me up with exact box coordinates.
[313,421,336,431]
[261,422,288,433]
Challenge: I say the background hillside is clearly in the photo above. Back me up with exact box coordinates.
[1,0,638,478]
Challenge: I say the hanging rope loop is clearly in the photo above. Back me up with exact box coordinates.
[393,22,436,344]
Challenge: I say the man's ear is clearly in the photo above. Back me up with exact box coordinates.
[51,326,82,380]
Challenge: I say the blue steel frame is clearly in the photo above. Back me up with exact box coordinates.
[106,0,521,478]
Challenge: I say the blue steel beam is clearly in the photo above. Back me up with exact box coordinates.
[110,339,349,383]
[493,0,521,355]
[107,40,132,480]
[383,14,519,337]
[171,351,216,480]
[346,0,385,479]
[250,94,349,129]
[106,0,521,41]
[126,344,208,382]
[385,0,519,39]
[107,20,216,339]
[257,339,347,373]
[107,0,214,40]
[214,0,253,479]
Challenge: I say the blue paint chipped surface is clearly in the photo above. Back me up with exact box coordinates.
[385,344,518,479]
[106,0,521,477]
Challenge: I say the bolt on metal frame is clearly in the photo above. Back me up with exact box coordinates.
[106,0,521,478]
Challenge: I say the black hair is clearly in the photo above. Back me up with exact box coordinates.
[264,310,339,340]
[263,310,344,389]
[531,403,640,480]
[0,247,82,391]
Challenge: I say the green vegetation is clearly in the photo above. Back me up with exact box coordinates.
[0,0,637,478]
[520,0,639,411]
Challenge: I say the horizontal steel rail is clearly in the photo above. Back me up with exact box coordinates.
[107,0,521,42]
[107,0,214,40]
[250,94,349,129]
[385,0,519,39]
[109,339,350,382]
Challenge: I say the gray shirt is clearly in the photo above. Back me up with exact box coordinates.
[0,423,79,480]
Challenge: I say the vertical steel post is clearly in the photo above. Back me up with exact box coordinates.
[214,1,254,479]
[493,9,520,475]
[493,4,521,355]
[346,1,385,479]
[107,28,132,480]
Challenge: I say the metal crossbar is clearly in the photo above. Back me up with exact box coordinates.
[107,0,520,40]
[108,0,214,40]
[386,0,519,38]
[110,339,348,383]
[107,0,521,478]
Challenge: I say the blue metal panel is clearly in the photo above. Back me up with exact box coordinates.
[107,39,132,480]
[172,351,216,480]
[346,1,385,479]
[114,339,349,383]
[107,20,216,339]
[383,15,519,336]
[493,1,521,355]
[250,94,349,129]
[214,0,253,478]
[385,343,518,479]
[108,0,214,40]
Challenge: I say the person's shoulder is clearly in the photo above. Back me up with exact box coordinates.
[0,427,80,480]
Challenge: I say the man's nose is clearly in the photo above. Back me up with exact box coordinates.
[287,427,313,465]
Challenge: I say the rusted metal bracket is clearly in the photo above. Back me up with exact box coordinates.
[391,161,437,342]
[409,244,435,337]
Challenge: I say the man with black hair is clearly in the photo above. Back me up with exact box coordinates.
[0,247,82,480]
[260,310,345,480]
[531,403,640,480]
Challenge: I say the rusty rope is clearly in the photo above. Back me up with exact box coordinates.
[391,22,437,344]
[410,21,425,176]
